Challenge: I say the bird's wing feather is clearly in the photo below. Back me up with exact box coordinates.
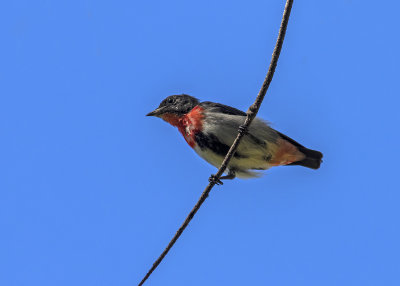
[201,110,278,155]
[199,101,247,116]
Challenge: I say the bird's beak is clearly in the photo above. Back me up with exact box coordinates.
[146,107,164,117]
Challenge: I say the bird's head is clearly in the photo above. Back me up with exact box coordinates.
[146,94,200,119]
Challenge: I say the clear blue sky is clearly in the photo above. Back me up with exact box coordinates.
[1,1,399,285]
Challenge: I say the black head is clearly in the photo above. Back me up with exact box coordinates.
[146,94,200,117]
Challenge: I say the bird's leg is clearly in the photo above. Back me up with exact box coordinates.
[220,169,236,181]
[209,170,236,186]
[208,174,223,185]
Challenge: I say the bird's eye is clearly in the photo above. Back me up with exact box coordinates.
[167,98,174,104]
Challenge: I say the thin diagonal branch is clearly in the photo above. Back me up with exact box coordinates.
[138,1,293,285]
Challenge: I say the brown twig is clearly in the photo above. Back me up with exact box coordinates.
[138,1,294,285]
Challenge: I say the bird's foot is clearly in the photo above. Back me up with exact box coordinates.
[209,174,223,185]
[238,124,248,135]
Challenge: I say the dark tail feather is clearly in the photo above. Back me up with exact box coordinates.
[277,131,323,170]
[290,147,323,169]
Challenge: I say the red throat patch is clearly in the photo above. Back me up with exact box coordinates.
[160,106,204,148]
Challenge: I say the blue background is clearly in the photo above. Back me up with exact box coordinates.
[1,1,399,285]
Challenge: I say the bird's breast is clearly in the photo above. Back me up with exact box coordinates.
[174,106,204,148]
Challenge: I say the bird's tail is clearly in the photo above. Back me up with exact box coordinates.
[289,146,323,169]
[277,131,323,170]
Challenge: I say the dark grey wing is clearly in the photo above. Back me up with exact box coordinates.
[200,101,267,147]
[199,101,246,116]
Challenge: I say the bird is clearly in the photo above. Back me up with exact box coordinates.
[147,94,322,184]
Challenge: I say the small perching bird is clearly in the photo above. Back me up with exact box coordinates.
[147,94,322,183]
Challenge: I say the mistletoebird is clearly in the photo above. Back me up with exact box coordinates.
[147,94,322,184]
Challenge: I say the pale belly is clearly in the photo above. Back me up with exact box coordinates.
[193,144,272,178]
